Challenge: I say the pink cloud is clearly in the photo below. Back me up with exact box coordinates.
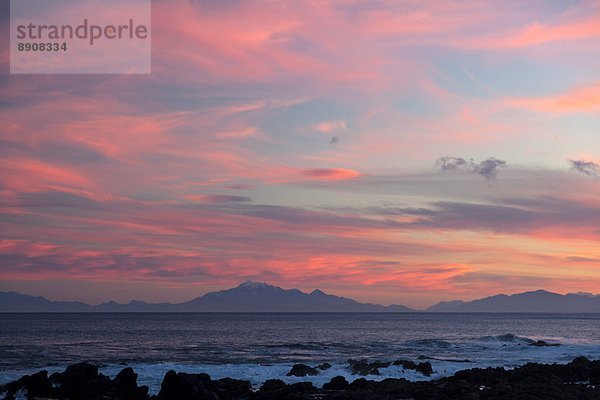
[184,194,251,203]
[313,120,347,134]
[460,14,600,49]
[506,82,600,114]
[2,0,600,306]
[0,158,101,198]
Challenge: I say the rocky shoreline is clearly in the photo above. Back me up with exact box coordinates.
[2,357,599,400]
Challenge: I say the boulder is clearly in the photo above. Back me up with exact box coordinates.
[257,379,316,399]
[111,367,149,400]
[259,379,287,392]
[347,360,390,376]
[323,376,349,390]
[286,363,319,377]
[214,377,253,399]
[1,370,53,399]
[156,370,251,400]
[392,359,434,376]
[529,340,560,347]
[318,362,332,370]
[53,362,113,399]
[2,357,600,400]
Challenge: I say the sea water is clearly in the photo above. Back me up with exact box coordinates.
[1,313,599,393]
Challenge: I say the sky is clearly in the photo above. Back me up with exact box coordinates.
[1,0,599,309]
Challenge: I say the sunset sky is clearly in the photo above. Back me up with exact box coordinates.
[1,0,599,308]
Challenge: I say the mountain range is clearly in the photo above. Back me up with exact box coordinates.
[0,282,598,312]
[426,289,600,313]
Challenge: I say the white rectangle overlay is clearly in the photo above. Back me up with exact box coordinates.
[10,0,151,74]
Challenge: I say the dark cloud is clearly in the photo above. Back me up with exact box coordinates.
[330,135,340,144]
[331,195,600,237]
[226,184,255,190]
[569,159,599,178]
[473,158,507,180]
[436,157,508,180]
[437,156,469,171]
[36,141,109,165]
[371,207,437,216]
[0,138,107,166]
[410,201,534,232]
[565,256,600,263]
[325,206,438,216]
[408,196,600,235]
[236,204,404,230]
[4,191,107,210]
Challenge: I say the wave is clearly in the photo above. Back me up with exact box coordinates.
[478,333,535,344]
[405,339,452,348]
[264,343,327,350]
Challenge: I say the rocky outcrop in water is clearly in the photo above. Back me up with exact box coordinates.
[2,357,599,400]
[392,359,434,376]
[529,340,561,347]
[286,364,320,377]
[346,359,433,376]
[347,359,391,376]
[284,361,337,377]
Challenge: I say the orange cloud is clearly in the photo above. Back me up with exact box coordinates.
[300,168,361,181]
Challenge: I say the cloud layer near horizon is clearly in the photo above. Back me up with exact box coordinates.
[1,0,599,307]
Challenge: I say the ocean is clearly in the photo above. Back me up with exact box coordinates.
[1,313,599,393]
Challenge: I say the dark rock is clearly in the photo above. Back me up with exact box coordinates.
[3,357,600,400]
[214,377,253,399]
[323,376,349,390]
[286,363,319,377]
[441,379,480,400]
[156,370,216,400]
[392,359,434,376]
[1,370,53,399]
[529,340,561,347]
[318,362,332,370]
[417,355,471,363]
[0,362,151,400]
[63,362,101,381]
[348,377,371,390]
[347,359,390,376]
[259,379,288,392]
[156,370,251,400]
[289,382,317,392]
[257,379,316,399]
[452,365,509,385]
[54,362,113,399]
[111,367,149,400]
[23,370,52,397]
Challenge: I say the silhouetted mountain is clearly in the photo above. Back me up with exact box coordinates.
[175,281,414,312]
[0,291,91,312]
[427,290,600,313]
[0,282,414,312]
[93,300,173,312]
[2,285,598,313]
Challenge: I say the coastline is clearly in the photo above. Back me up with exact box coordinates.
[2,357,599,400]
